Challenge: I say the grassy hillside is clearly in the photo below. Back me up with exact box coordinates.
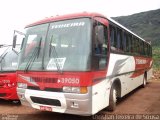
[113,9,160,47]
[153,47,160,70]
[112,9,160,69]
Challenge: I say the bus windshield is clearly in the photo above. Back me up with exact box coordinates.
[18,18,92,71]
[0,47,18,72]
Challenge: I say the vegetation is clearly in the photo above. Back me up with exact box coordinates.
[153,47,160,70]
[112,9,160,69]
[112,8,160,47]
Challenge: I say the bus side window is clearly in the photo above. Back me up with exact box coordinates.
[144,43,148,56]
[93,22,108,70]
[125,33,129,53]
[130,35,133,53]
[141,40,144,55]
[132,37,135,54]
[123,32,127,52]
[142,41,145,55]
[133,37,137,55]
[136,39,140,55]
[150,46,152,57]
[148,44,151,57]
[117,28,123,52]
[147,45,149,57]
[110,25,117,51]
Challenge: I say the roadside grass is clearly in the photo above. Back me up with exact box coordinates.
[153,47,160,70]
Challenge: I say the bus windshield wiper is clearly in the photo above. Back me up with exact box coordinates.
[49,35,63,74]
[0,52,8,63]
[24,37,42,72]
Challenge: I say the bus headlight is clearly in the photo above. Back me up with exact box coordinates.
[63,86,72,93]
[63,86,88,94]
[72,87,80,93]
[17,83,27,89]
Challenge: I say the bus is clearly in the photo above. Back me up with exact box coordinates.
[0,46,19,100]
[14,12,153,115]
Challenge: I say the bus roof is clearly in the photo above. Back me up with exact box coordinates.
[26,12,150,45]
[26,12,105,27]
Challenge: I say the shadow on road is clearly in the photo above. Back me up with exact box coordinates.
[0,82,157,120]
[16,112,93,120]
[0,99,21,106]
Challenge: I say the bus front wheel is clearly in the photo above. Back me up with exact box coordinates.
[107,85,117,111]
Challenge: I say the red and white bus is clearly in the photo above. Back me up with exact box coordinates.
[0,46,19,100]
[14,12,152,115]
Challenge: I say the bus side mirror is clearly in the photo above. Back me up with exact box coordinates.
[96,25,104,44]
[13,35,17,48]
[12,30,25,53]
[94,25,104,55]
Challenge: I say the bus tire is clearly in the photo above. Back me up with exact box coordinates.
[142,74,147,88]
[107,84,117,111]
[12,100,21,105]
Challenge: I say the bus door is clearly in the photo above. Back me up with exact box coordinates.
[91,17,110,113]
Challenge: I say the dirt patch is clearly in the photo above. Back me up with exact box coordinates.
[0,71,160,120]
[152,69,160,81]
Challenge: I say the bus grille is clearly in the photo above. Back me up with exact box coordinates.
[27,86,39,90]
[31,77,58,83]
[0,93,6,97]
[28,86,62,92]
[30,96,61,106]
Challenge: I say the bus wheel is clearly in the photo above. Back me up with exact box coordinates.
[12,100,21,105]
[107,85,117,111]
[142,74,147,88]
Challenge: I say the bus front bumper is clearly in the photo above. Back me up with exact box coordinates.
[17,88,92,116]
[0,87,19,100]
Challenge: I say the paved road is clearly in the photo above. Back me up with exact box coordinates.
[0,80,160,120]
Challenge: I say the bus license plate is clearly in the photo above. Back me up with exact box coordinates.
[40,106,52,111]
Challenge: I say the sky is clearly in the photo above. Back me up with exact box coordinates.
[0,0,160,45]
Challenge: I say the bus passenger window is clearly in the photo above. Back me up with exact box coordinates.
[125,33,129,52]
[136,39,140,55]
[140,41,143,55]
[142,42,145,55]
[110,26,117,51]
[117,29,123,51]
[123,32,128,52]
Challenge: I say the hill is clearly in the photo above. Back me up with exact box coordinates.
[112,9,160,47]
